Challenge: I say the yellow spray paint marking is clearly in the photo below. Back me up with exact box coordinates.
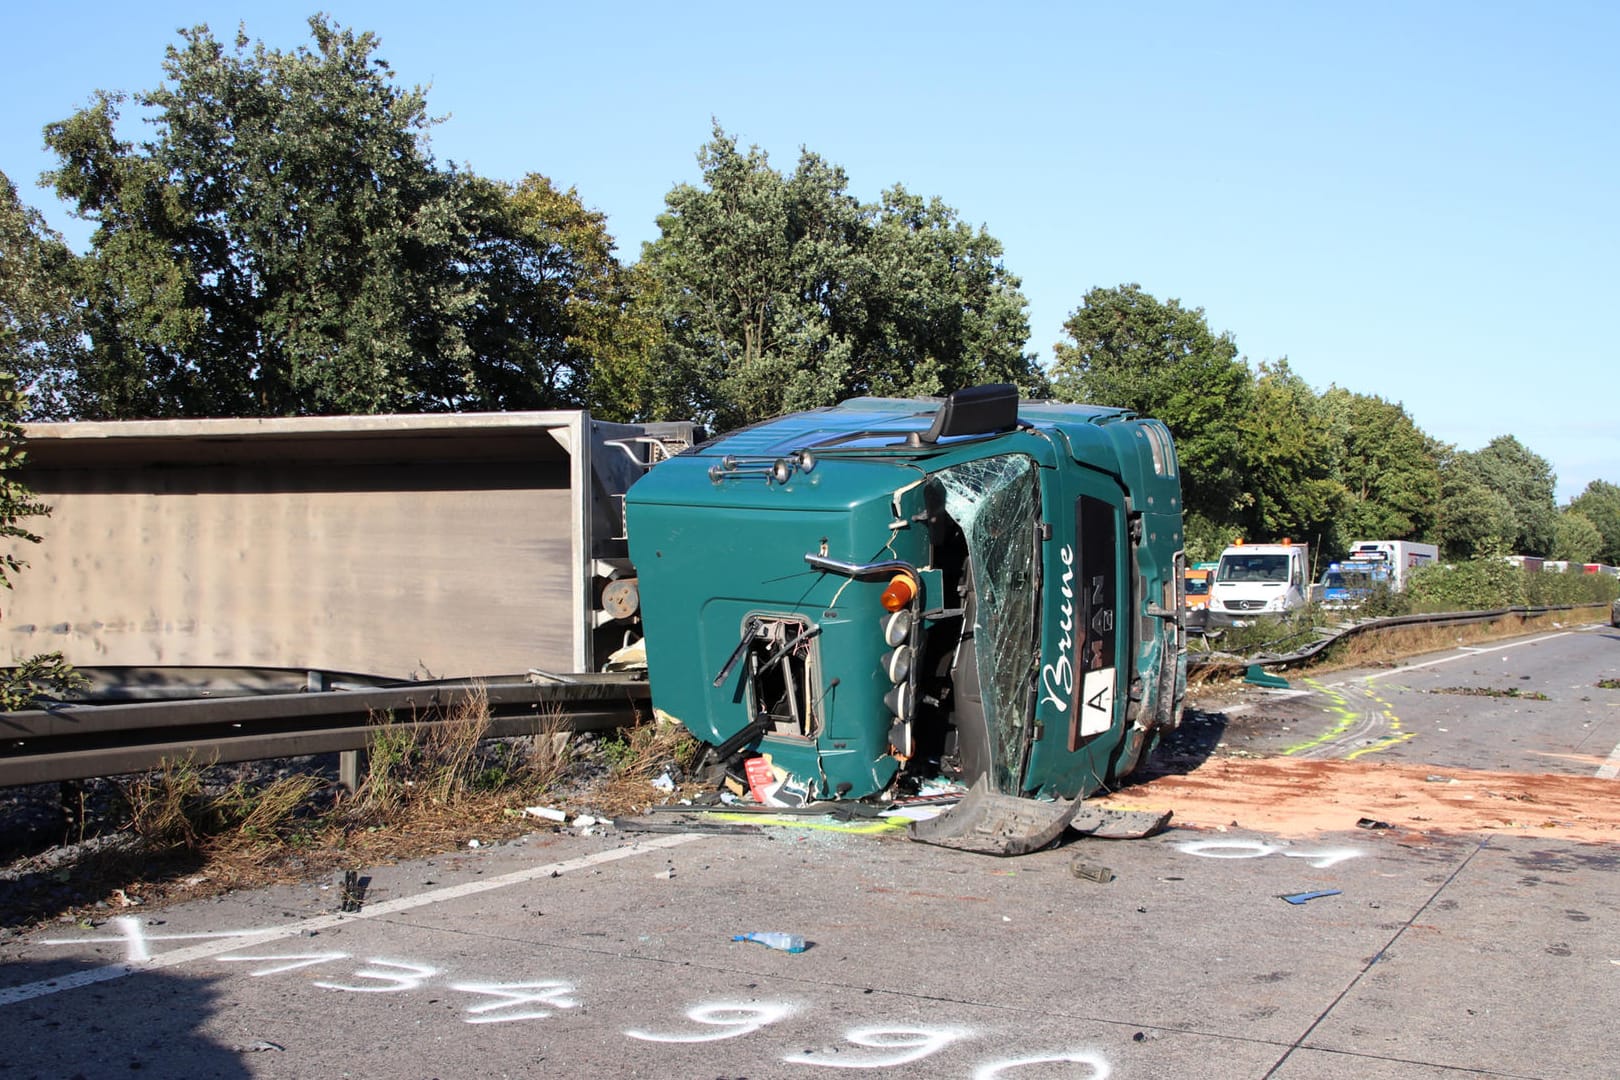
[1281,679,1358,756]
[1283,678,1413,760]
[1345,730,1417,760]
[707,812,910,835]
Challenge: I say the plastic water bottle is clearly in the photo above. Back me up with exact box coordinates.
[732,931,807,953]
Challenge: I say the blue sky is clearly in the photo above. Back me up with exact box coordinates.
[5,2,1614,502]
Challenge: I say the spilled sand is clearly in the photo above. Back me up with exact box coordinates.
[1097,757,1620,843]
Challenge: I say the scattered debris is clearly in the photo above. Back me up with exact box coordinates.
[524,806,567,822]
[732,931,807,953]
[235,1041,285,1053]
[339,870,366,913]
[907,775,1086,855]
[1072,806,1173,840]
[1244,665,1291,689]
[1356,818,1392,830]
[1070,860,1115,883]
[1428,686,1550,701]
[1279,889,1341,905]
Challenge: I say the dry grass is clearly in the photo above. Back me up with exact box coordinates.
[587,715,702,816]
[119,757,326,852]
[1,694,701,928]
[1303,610,1576,673]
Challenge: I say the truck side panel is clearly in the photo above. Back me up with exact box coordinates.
[8,413,658,681]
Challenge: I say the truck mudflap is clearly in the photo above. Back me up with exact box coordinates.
[907,775,1173,856]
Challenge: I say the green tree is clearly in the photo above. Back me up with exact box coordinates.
[636,126,1039,430]
[453,173,630,411]
[43,18,618,420]
[1235,360,1345,552]
[0,373,81,708]
[1318,387,1442,547]
[1568,480,1620,566]
[1465,436,1558,557]
[1435,448,1519,559]
[1049,283,1253,538]
[1552,509,1603,563]
[0,170,83,420]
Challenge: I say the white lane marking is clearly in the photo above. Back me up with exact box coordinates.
[1353,632,1574,684]
[1598,742,1620,780]
[0,834,702,1007]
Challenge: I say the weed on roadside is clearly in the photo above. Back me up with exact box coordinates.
[1,691,698,928]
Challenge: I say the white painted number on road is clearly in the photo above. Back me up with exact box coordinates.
[625,1001,795,1043]
[451,980,580,1024]
[313,959,438,993]
[975,1051,1112,1079]
[784,1026,971,1069]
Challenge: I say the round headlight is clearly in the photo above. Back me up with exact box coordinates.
[883,609,913,647]
[886,645,913,684]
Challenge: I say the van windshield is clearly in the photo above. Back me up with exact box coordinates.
[1217,554,1291,584]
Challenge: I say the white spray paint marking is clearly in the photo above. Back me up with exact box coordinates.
[313,958,438,993]
[625,1001,796,1043]
[2,834,702,1008]
[39,917,268,957]
[217,952,349,976]
[784,1026,972,1069]
[450,980,579,1024]
[974,1051,1112,1078]
[1174,839,1364,868]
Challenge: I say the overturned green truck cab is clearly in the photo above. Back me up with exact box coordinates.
[624,385,1187,805]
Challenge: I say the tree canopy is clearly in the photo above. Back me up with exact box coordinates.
[1457,436,1559,558]
[633,126,1041,430]
[0,19,1608,569]
[1049,284,1252,540]
[40,18,624,418]
[1235,360,1345,551]
[1568,480,1620,566]
[1319,388,1442,543]
[0,170,82,420]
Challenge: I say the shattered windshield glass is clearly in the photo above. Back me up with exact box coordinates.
[932,454,1039,792]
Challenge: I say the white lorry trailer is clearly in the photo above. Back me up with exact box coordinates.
[1320,540,1439,605]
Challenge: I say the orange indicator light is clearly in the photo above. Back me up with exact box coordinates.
[880,574,916,612]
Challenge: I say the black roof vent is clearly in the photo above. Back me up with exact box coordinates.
[918,384,1019,444]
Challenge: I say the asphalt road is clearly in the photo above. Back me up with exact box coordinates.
[2,621,1617,1079]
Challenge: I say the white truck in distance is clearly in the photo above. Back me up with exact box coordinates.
[1319,540,1439,606]
[1207,540,1311,627]
[1347,540,1438,591]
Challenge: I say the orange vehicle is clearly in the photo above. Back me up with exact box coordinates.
[1183,564,1215,610]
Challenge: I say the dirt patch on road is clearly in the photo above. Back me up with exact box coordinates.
[1097,757,1620,844]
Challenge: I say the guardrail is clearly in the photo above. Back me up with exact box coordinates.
[0,604,1610,788]
[1187,603,1609,676]
[0,672,651,788]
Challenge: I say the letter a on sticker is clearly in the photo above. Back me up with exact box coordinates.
[1079,667,1115,737]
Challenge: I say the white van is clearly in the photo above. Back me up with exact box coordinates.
[1207,541,1310,626]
